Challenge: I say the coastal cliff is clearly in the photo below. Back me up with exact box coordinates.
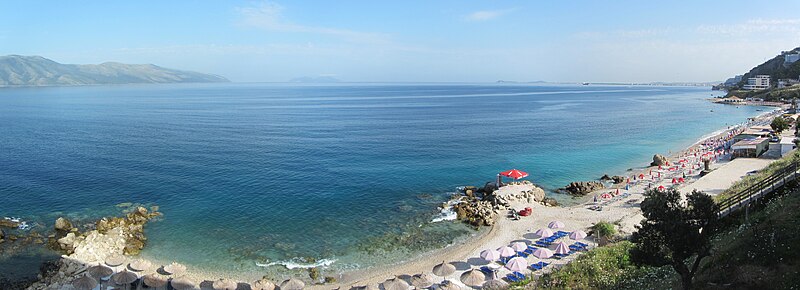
[0,55,229,87]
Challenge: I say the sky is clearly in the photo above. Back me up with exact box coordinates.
[1,1,799,83]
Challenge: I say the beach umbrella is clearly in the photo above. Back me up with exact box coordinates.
[534,228,553,238]
[432,261,456,277]
[143,274,168,289]
[350,285,379,290]
[105,254,126,267]
[382,277,410,290]
[72,275,98,290]
[460,269,486,287]
[600,193,612,199]
[554,242,570,255]
[569,230,587,240]
[499,169,528,180]
[87,264,113,279]
[281,278,306,290]
[163,262,187,276]
[129,259,151,272]
[547,221,565,229]
[171,277,196,290]
[532,248,554,259]
[638,173,644,179]
[510,242,527,252]
[480,249,501,262]
[213,278,238,290]
[111,269,138,286]
[678,177,685,183]
[252,279,277,290]
[497,246,516,258]
[657,185,665,191]
[439,280,461,290]
[411,273,434,288]
[482,279,509,290]
[504,257,527,272]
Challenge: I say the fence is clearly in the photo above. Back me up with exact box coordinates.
[717,160,799,217]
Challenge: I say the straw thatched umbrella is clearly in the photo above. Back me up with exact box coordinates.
[171,276,196,290]
[280,278,306,290]
[87,264,114,279]
[129,259,151,272]
[439,280,461,290]
[252,279,277,290]
[460,269,485,287]
[213,278,238,290]
[432,261,456,277]
[112,269,138,290]
[482,279,509,290]
[163,262,187,276]
[105,254,126,267]
[349,285,379,290]
[410,273,434,289]
[72,275,98,290]
[381,277,410,290]
[143,273,168,289]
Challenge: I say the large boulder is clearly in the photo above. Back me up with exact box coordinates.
[54,217,73,231]
[611,176,625,184]
[0,228,5,240]
[651,154,668,166]
[564,181,605,195]
[0,219,19,229]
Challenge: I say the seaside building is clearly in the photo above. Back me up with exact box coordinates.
[720,96,745,104]
[777,79,799,88]
[731,138,770,159]
[779,137,796,157]
[743,75,770,90]
[733,127,772,143]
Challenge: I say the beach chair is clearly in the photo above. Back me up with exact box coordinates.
[505,274,519,283]
[513,272,526,280]
[480,266,493,275]
[526,245,537,251]
[523,248,534,255]
[530,263,541,271]
[556,230,569,236]
[576,242,589,247]
[517,251,529,258]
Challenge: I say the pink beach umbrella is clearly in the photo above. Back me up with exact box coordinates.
[510,242,527,252]
[480,249,501,262]
[547,221,565,229]
[532,248,554,259]
[569,230,587,240]
[535,228,553,238]
[554,242,570,255]
[504,257,528,272]
[497,246,516,258]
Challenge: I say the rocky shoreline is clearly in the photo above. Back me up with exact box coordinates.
[0,205,161,290]
[450,180,552,227]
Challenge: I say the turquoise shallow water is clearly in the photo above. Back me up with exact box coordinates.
[0,83,766,277]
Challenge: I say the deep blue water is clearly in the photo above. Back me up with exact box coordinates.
[0,83,766,276]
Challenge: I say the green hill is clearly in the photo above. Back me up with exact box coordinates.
[0,55,229,87]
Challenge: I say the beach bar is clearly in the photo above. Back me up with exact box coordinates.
[731,138,769,159]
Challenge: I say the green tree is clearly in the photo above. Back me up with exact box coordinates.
[630,188,719,290]
[590,221,617,246]
[771,117,789,133]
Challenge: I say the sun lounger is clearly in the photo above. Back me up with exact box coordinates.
[523,248,534,255]
[517,251,529,258]
[576,242,589,247]
[480,266,493,275]
[530,263,541,270]
[556,230,569,236]
[513,272,526,279]
[505,275,519,283]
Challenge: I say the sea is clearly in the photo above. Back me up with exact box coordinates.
[0,83,770,280]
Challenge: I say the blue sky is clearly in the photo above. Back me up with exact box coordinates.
[1,1,799,82]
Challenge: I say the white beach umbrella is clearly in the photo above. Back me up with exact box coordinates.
[569,230,587,240]
[213,278,239,290]
[497,246,516,258]
[535,228,553,238]
[460,269,485,287]
[504,257,527,272]
[480,249,501,262]
[548,221,565,229]
[554,242,570,255]
[510,242,527,252]
[280,278,306,290]
[432,261,456,277]
[532,248,554,259]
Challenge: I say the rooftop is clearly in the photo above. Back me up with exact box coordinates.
[732,138,769,147]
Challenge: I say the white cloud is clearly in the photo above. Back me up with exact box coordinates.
[464,9,512,22]
[696,18,800,36]
[235,1,390,44]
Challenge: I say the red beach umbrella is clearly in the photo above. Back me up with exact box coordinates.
[600,193,612,199]
[657,185,665,191]
[672,178,677,184]
[499,169,529,180]
[638,174,645,179]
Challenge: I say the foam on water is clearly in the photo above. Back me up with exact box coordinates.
[256,258,337,269]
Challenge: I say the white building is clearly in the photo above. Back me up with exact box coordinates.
[784,53,800,66]
[743,75,770,90]
[780,137,796,157]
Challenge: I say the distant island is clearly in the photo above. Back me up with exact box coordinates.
[289,76,341,83]
[0,55,229,87]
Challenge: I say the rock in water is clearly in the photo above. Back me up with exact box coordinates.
[564,181,605,195]
[611,176,625,184]
[54,217,73,231]
[651,154,668,166]
[0,219,19,228]
[599,174,612,181]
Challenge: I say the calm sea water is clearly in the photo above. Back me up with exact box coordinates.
[0,83,766,278]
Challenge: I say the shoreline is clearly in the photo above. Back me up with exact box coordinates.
[15,106,784,289]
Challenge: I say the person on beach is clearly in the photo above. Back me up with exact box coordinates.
[593,195,598,203]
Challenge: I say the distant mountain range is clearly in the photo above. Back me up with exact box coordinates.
[0,55,229,87]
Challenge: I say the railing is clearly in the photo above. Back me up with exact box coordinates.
[717,160,799,217]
